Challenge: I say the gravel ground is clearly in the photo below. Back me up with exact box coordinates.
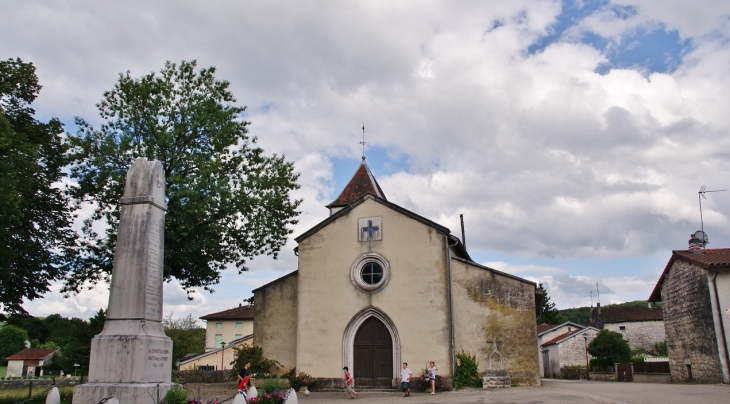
[182,380,730,404]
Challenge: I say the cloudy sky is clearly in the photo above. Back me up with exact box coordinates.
[3,0,730,323]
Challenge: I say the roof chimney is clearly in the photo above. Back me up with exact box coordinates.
[688,233,704,253]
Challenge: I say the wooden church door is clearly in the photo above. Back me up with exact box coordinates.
[353,316,393,386]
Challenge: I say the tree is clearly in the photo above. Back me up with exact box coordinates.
[536,283,568,325]
[231,345,281,377]
[0,324,28,364]
[588,329,631,367]
[163,313,205,368]
[6,314,50,343]
[66,60,301,296]
[0,58,77,314]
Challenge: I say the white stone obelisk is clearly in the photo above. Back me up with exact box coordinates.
[74,158,174,403]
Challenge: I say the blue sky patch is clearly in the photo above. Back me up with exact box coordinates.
[528,0,689,75]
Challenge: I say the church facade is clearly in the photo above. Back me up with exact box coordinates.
[253,160,541,388]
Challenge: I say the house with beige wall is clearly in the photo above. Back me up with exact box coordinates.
[200,304,254,352]
[540,326,598,378]
[177,335,253,371]
[253,159,542,389]
[537,322,586,377]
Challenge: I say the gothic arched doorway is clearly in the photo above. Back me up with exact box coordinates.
[353,316,393,387]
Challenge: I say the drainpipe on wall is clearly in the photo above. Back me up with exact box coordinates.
[712,269,730,383]
[446,235,459,384]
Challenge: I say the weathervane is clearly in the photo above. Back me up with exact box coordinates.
[359,123,369,161]
[698,185,726,235]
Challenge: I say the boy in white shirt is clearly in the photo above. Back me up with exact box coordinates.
[398,362,412,397]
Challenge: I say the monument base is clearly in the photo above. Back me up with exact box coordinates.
[73,382,175,404]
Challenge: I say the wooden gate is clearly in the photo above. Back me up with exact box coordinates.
[617,364,633,382]
[354,317,393,387]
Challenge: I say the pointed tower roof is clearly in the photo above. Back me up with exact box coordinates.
[327,159,386,208]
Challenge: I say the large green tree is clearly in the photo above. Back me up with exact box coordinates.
[536,283,568,325]
[588,329,631,367]
[66,60,301,295]
[0,324,28,364]
[163,313,205,368]
[0,58,77,314]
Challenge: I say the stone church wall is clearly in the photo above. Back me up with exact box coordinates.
[661,260,722,383]
[253,271,299,373]
[451,258,540,386]
[604,320,665,351]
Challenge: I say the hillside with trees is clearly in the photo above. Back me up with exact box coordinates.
[559,300,662,324]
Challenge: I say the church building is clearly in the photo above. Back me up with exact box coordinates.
[253,158,542,388]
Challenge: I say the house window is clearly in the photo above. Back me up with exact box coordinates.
[216,322,223,329]
[199,365,215,371]
[350,252,390,292]
[235,322,243,329]
[235,334,242,339]
[215,334,222,347]
[619,326,626,331]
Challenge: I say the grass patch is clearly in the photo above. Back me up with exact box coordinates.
[0,387,74,403]
[0,367,6,378]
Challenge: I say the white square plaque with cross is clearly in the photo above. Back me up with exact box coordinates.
[358,217,382,241]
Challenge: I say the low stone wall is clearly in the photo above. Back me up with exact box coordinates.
[0,378,80,390]
[560,368,587,380]
[633,373,672,383]
[588,372,615,382]
[171,370,234,384]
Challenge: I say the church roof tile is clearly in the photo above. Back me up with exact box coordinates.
[326,161,386,208]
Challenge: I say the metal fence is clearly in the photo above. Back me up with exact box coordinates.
[633,361,670,374]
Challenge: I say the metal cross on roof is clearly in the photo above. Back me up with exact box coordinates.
[359,123,369,161]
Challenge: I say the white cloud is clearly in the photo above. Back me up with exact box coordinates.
[3,1,730,318]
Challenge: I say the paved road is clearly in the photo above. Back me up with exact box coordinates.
[285,380,730,403]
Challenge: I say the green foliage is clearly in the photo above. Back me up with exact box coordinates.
[631,346,649,356]
[162,381,188,404]
[260,378,289,394]
[453,350,481,389]
[653,340,668,356]
[0,58,77,315]
[588,329,631,366]
[45,352,63,371]
[65,59,301,296]
[536,283,568,325]
[0,324,27,364]
[6,315,50,343]
[231,345,282,377]
[163,313,205,368]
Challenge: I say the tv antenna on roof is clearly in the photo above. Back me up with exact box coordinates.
[698,185,726,235]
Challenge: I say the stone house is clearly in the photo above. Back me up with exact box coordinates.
[537,322,586,377]
[649,247,730,383]
[5,348,58,377]
[200,304,254,352]
[253,159,542,388]
[539,325,598,378]
[589,304,665,351]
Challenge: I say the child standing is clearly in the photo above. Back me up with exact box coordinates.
[398,362,412,397]
[343,366,358,399]
[427,362,438,395]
